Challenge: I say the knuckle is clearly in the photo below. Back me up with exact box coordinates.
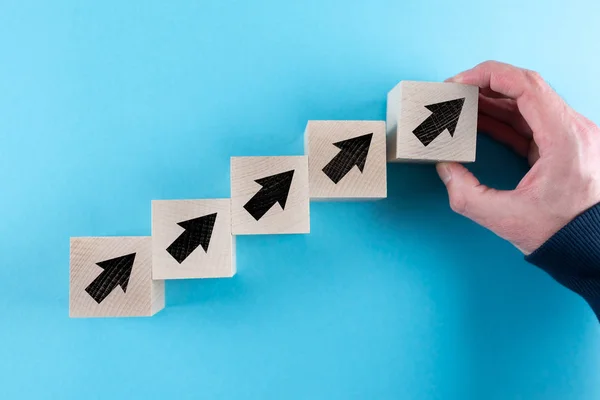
[474,60,498,73]
[524,69,544,86]
[568,111,599,140]
[449,193,468,215]
[580,114,599,132]
[479,60,497,68]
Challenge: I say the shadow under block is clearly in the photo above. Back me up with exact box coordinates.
[231,156,310,235]
[152,199,235,280]
[304,120,387,200]
[386,81,479,163]
[69,236,165,318]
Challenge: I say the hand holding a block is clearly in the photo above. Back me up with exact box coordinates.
[436,61,600,254]
[72,59,600,317]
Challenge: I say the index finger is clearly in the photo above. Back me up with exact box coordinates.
[448,61,565,139]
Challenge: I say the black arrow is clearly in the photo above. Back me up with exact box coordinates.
[412,98,465,147]
[322,133,373,184]
[243,170,294,221]
[85,253,136,304]
[166,213,217,264]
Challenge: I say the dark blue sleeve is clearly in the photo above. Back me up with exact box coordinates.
[525,203,600,320]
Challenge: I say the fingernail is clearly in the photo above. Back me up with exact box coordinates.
[436,163,452,184]
[450,73,465,83]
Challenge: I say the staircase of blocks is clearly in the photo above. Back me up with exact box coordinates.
[69,80,479,318]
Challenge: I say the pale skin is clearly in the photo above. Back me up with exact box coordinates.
[436,61,600,255]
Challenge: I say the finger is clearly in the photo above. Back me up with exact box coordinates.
[448,61,564,138]
[478,114,530,158]
[479,87,508,99]
[478,94,533,137]
[445,77,505,98]
[436,162,515,229]
[448,61,530,99]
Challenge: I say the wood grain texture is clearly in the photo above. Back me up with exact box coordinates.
[305,120,387,200]
[69,236,164,318]
[152,199,235,279]
[231,156,310,235]
[387,81,478,163]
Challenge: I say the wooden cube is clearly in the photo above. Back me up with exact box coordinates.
[70,236,164,318]
[231,156,310,235]
[152,199,235,279]
[304,120,387,200]
[387,81,478,163]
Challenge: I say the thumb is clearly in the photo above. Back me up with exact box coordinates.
[436,162,512,229]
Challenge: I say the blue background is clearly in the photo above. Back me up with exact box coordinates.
[1,0,599,398]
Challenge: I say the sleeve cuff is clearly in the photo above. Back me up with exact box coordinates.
[525,203,600,319]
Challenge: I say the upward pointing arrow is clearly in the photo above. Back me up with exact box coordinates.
[243,170,295,221]
[166,213,217,264]
[85,253,136,304]
[412,98,465,147]
[322,133,373,184]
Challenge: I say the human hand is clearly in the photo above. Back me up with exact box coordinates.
[436,61,600,255]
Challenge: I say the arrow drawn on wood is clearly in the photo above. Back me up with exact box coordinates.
[413,98,465,146]
[85,253,136,304]
[166,213,218,264]
[243,170,295,221]
[322,133,373,184]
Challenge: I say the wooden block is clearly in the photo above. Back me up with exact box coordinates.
[70,236,164,318]
[231,156,310,235]
[152,199,235,279]
[386,81,479,163]
[304,120,387,200]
